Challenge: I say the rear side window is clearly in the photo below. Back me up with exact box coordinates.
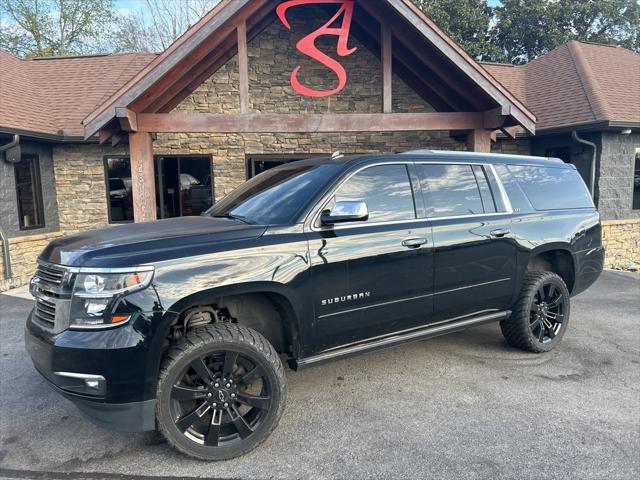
[507,165,593,210]
[331,164,416,223]
[418,164,498,217]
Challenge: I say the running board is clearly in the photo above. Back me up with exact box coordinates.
[293,310,511,370]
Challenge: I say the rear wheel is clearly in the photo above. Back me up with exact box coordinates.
[500,271,570,353]
[156,324,287,460]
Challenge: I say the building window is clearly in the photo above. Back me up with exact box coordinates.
[104,155,214,223]
[633,148,640,210]
[105,157,134,223]
[246,154,314,179]
[14,155,45,230]
[545,147,571,163]
[156,156,213,218]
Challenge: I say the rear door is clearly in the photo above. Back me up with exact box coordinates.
[306,163,434,350]
[415,162,517,322]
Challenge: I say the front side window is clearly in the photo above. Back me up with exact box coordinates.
[330,164,416,223]
[15,155,44,230]
[418,164,486,217]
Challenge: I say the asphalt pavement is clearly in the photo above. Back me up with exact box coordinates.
[0,270,638,480]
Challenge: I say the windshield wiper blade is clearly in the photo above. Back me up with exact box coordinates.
[212,213,255,225]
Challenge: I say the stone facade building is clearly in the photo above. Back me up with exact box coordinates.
[1,0,638,291]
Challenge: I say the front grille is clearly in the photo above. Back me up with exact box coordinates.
[34,295,56,328]
[32,262,71,332]
[35,263,65,287]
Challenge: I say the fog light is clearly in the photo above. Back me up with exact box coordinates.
[84,379,101,389]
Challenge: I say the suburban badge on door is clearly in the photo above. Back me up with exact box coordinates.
[321,291,371,306]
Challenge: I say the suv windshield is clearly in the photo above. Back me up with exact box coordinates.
[207,163,342,225]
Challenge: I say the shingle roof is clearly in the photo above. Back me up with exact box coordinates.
[482,41,640,132]
[0,51,156,138]
[1,40,637,139]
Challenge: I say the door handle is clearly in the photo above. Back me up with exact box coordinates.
[402,237,427,248]
[490,228,511,238]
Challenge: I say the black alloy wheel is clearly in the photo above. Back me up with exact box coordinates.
[157,324,287,460]
[529,281,566,344]
[171,350,272,446]
[500,271,571,353]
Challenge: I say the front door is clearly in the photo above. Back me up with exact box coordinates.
[306,163,434,350]
[415,163,517,322]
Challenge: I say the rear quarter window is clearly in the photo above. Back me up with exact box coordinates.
[507,164,593,211]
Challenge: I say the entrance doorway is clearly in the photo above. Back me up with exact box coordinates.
[155,156,213,219]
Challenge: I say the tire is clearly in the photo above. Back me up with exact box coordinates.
[156,323,287,460]
[500,271,570,353]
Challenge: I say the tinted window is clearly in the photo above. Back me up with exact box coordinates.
[418,164,484,217]
[472,165,497,214]
[209,163,342,225]
[15,155,44,230]
[484,166,508,213]
[331,164,416,223]
[508,165,593,210]
[493,164,532,213]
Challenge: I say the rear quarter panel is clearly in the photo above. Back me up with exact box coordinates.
[508,209,603,299]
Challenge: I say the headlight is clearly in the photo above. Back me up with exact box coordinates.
[69,266,154,329]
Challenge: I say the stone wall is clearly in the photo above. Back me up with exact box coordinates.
[52,143,127,234]
[492,136,531,156]
[601,219,640,270]
[155,7,462,199]
[0,231,64,291]
[0,140,60,238]
[597,132,640,221]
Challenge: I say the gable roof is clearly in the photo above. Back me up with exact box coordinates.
[82,0,536,138]
[0,50,156,140]
[483,41,640,133]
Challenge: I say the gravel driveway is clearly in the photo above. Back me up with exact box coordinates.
[1,270,638,480]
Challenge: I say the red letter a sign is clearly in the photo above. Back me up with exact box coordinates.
[276,0,357,97]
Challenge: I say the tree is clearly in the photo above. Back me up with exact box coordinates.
[114,0,219,53]
[0,0,116,57]
[412,0,501,60]
[493,0,639,64]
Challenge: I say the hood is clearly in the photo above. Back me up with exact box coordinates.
[40,216,267,267]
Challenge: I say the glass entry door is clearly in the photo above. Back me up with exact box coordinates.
[155,156,213,219]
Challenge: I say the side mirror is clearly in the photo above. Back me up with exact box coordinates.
[321,201,369,225]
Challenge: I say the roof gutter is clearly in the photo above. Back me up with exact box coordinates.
[0,134,20,162]
[0,228,11,280]
[572,131,597,198]
[0,135,19,278]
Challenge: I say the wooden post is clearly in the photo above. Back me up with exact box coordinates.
[466,129,492,153]
[237,20,249,114]
[381,24,392,113]
[129,131,157,222]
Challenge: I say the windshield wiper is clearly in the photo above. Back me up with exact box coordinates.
[212,213,255,225]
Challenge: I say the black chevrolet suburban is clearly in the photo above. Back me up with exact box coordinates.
[25,151,604,460]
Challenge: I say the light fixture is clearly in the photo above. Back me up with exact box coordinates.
[621,129,632,135]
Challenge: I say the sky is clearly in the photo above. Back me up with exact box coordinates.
[113,0,504,18]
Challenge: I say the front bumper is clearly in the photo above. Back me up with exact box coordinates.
[25,308,161,432]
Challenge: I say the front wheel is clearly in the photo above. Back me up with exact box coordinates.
[500,271,570,353]
[156,324,287,460]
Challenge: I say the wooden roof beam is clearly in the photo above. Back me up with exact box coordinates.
[137,112,485,133]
